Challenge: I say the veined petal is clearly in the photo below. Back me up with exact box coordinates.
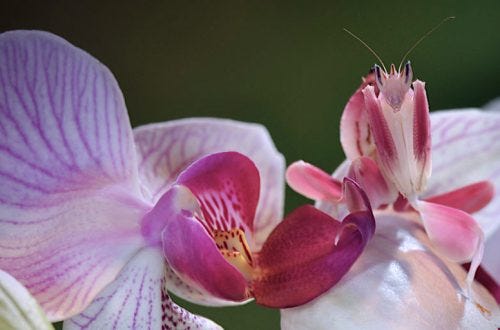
[0,31,146,320]
[425,181,494,214]
[176,152,259,240]
[65,248,221,330]
[161,189,249,302]
[425,109,500,283]
[286,161,342,201]
[253,181,375,308]
[418,201,482,263]
[0,269,53,330]
[133,118,285,250]
[346,157,398,209]
[340,72,377,159]
[281,212,500,329]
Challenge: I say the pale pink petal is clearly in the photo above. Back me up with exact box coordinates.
[340,72,377,159]
[281,212,500,329]
[426,109,500,283]
[0,31,146,320]
[176,152,259,238]
[418,201,482,263]
[426,110,500,239]
[425,181,494,214]
[133,118,285,250]
[346,157,398,209]
[286,161,342,201]
[65,248,221,330]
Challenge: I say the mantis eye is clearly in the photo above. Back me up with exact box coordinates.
[374,64,386,89]
[403,61,413,87]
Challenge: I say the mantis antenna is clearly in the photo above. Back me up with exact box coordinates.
[398,16,455,71]
[343,28,387,73]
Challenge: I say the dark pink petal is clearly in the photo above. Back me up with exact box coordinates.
[362,86,398,171]
[0,31,145,320]
[253,185,375,308]
[65,248,221,330]
[340,74,377,159]
[286,161,342,201]
[161,196,249,302]
[176,152,259,237]
[426,110,500,283]
[418,201,483,263]
[346,157,398,209]
[133,119,285,250]
[425,181,494,214]
[412,81,431,163]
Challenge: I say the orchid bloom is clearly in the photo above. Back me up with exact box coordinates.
[0,30,377,329]
[286,64,500,328]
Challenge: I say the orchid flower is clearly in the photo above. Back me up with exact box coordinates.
[286,64,500,328]
[0,30,377,329]
[0,269,53,330]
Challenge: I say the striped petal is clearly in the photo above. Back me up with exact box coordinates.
[65,248,221,330]
[425,109,500,283]
[0,269,53,330]
[281,212,500,329]
[0,31,146,320]
[133,118,285,250]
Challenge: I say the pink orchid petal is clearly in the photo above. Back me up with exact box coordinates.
[409,80,431,192]
[426,109,500,283]
[176,152,259,238]
[346,157,398,209]
[164,264,249,307]
[253,183,375,308]
[0,31,146,320]
[418,201,482,263]
[161,192,249,302]
[281,212,500,329]
[65,248,221,330]
[133,118,285,250]
[425,181,494,214]
[426,110,500,238]
[340,73,377,159]
[286,161,342,201]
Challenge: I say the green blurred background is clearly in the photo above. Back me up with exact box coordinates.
[1,1,500,329]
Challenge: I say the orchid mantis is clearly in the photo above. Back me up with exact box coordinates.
[286,62,500,328]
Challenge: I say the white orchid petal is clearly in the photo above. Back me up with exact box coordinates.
[281,212,500,329]
[0,269,53,330]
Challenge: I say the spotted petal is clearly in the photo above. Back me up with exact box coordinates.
[281,212,500,329]
[65,248,221,330]
[133,118,285,250]
[0,31,146,320]
[425,110,500,283]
